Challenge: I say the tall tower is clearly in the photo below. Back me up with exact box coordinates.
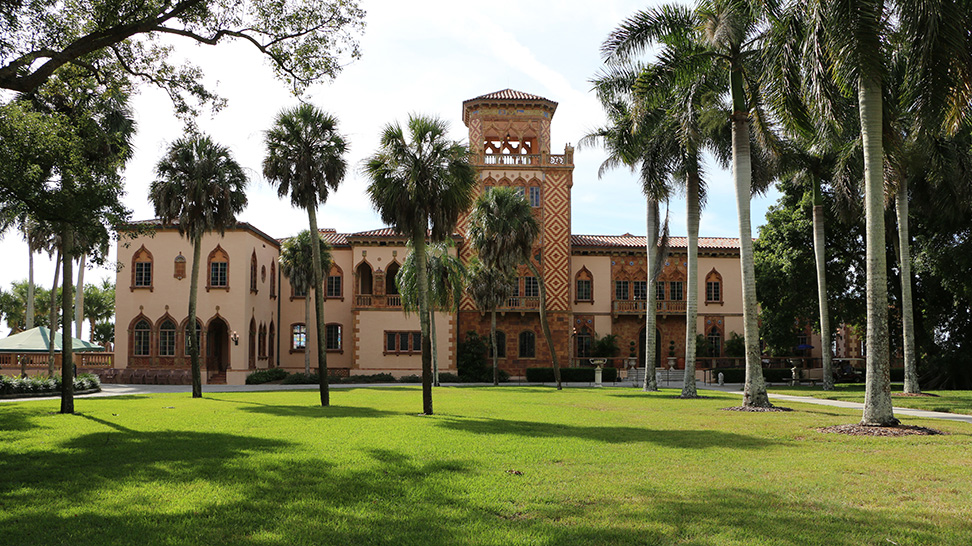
[458,89,574,374]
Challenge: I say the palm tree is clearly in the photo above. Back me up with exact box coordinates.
[603,1,776,406]
[397,240,466,386]
[365,114,476,415]
[151,134,248,399]
[792,0,972,424]
[263,104,347,407]
[466,259,516,386]
[82,278,115,343]
[468,187,563,389]
[279,230,332,375]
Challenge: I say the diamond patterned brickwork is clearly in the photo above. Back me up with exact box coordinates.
[542,170,571,311]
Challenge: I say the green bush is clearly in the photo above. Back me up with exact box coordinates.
[438,372,460,383]
[246,368,290,384]
[525,367,618,383]
[457,331,490,382]
[710,368,796,383]
[281,372,319,384]
[398,374,421,383]
[0,373,100,395]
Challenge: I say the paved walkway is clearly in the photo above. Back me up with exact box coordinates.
[4,380,970,425]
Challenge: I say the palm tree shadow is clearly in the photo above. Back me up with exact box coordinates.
[204,395,400,419]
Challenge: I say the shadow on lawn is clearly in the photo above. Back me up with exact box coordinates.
[433,416,777,450]
[204,395,400,419]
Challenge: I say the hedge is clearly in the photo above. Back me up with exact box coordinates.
[245,368,290,384]
[525,367,618,383]
[0,373,101,396]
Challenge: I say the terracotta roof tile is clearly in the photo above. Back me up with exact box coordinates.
[570,234,741,250]
[467,89,554,102]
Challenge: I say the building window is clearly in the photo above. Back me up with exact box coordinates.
[250,252,258,293]
[614,281,629,300]
[488,330,506,358]
[529,186,541,207]
[707,327,722,356]
[207,245,229,290]
[184,321,201,356]
[326,265,343,298]
[633,281,647,301]
[258,323,267,358]
[270,263,276,298]
[268,322,275,363]
[173,253,186,280]
[133,319,151,356]
[518,331,536,358]
[292,279,307,298]
[292,324,306,350]
[326,324,342,351]
[385,330,421,354]
[131,245,153,290]
[670,281,684,301]
[575,267,593,302]
[159,319,176,357]
[576,329,592,357]
[515,186,526,199]
[524,276,539,298]
[656,282,665,301]
[385,262,400,295]
[705,269,723,304]
[248,319,256,369]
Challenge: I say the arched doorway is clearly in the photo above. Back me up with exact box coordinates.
[638,328,662,368]
[206,317,230,376]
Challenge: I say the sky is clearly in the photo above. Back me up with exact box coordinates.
[0,0,781,337]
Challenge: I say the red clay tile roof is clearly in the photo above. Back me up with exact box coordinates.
[467,89,555,103]
[571,234,741,250]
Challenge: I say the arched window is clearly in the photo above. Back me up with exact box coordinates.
[258,323,267,358]
[357,261,373,295]
[488,330,506,358]
[518,331,536,359]
[576,327,592,357]
[158,318,177,357]
[207,245,230,291]
[705,268,723,304]
[174,253,186,280]
[250,251,258,293]
[132,318,151,356]
[248,318,256,369]
[270,262,276,299]
[385,262,400,296]
[291,275,307,298]
[575,267,593,302]
[326,264,343,299]
[707,327,722,357]
[131,245,153,291]
[268,321,275,365]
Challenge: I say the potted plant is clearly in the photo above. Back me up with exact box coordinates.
[667,340,677,369]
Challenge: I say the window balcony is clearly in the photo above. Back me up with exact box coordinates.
[499,296,541,311]
[612,299,687,316]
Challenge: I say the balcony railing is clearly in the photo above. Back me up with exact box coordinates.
[499,296,541,311]
[385,294,402,307]
[474,152,573,167]
[355,294,403,309]
[0,352,113,369]
[612,300,687,314]
[656,300,687,313]
[355,295,372,307]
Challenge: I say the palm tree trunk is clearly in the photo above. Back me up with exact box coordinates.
[812,181,834,391]
[730,68,770,408]
[430,306,439,387]
[304,294,311,375]
[859,76,897,426]
[75,253,85,339]
[47,248,61,375]
[896,180,919,394]
[88,317,96,343]
[307,205,329,407]
[60,229,74,414]
[644,200,658,391]
[413,225,433,414]
[527,260,561,390]
[491,309,499,386]
[26,236,34,330]
[188,232,203,398]
[682,171,700,398]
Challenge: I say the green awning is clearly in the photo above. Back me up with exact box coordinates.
[0,326,105,353]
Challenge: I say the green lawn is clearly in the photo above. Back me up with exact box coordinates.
[2,387,971,545]
[767,384,972,415]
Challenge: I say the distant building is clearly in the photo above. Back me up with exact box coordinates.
[114,90,814,384]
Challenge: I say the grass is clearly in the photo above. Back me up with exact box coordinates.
[767,383,972,415]
[2,386,971,545]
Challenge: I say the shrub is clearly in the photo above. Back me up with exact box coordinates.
[0,373,100,395]
[525,367,618,383]
[438,372,460,383]
[457,331,491,382]
[724,332,746,358]
[282,372,319,384]
[398,374,421,383]
[246,368,290,384]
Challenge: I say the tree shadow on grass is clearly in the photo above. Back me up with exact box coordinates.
[433,416,777,450]
[204,395,400,419]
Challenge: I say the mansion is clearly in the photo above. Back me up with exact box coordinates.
[114,90,824,385]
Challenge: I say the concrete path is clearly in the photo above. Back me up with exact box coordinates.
[4,380,970,425]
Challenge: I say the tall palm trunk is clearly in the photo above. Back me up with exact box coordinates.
[188,232,203,398]
[859,77,896,425]
[60,230,75,414]
[527,260,561,390]
[307,205,329,407]
[812,180,834,391]
[26,237,34,330]
[491,308,499,386]
[730,68,770,407]
[430,306,439,386]
[896,180,919,393]
[682,170,700,398]
[75,253,85,339]
[304,292,311,374]
[644,200,658,391]
[47,249,61,375]
[413,225,433,414]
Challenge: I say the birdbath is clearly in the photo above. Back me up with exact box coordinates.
[589,358,607,387]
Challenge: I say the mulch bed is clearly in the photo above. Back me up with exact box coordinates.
[892,392,940,397]
[818,424,944,436]
[673,395,716,400]
[721,405,793,412]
